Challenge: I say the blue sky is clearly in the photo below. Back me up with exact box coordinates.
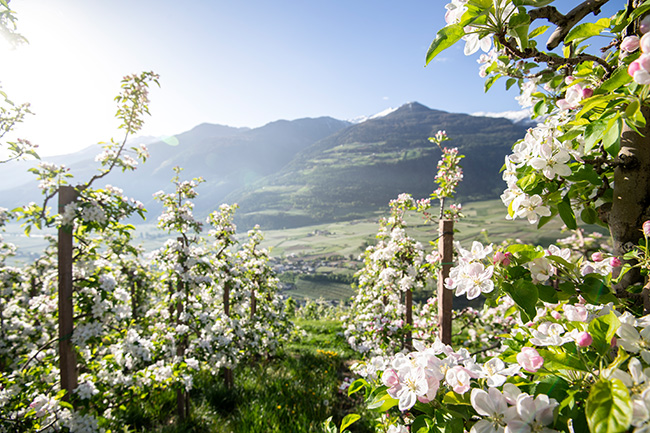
[2,0,622,156]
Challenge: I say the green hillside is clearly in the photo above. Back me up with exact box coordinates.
[232,102,527,229]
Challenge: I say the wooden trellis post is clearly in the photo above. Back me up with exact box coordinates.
[437,220,453,345]
[223,281,234,389]
[250,283,257,319]
[58,185,78,401]
[176,237,189,421]
[405,289,413,350]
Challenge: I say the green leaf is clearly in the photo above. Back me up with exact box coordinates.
[347,378,368,396]
[340,414,360,432]
[518,172,538,192]
[557,197,577,230]
[366,388,398,411]
[444,417,465,433]
[506,245,543,263]
[411,415,435,433]
[485,74,500,92]
[442,390,472,405]
[576,95,617,120]
[323,416,338,433]
[580,276,616,305]
[598,67,633,94]
[586,379,632,433]
[588,311,620,356]
[625,99,640,119]
[602,116,622,158]
[546,255,572,268]
[505,279,539,322]
[533,98,547,118]
[509,13,530,49]
[426,24,465,65]
[533,375,570,402]
[631,2,650,20]
[583,121,607,154]
[529,25,549,38]
[538,348,589,372]
[506,77,517,90]
[581,207,598,225]
[537,283,558,303]
[565,19,610,44]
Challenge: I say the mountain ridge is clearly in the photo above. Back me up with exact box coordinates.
[0,102,526,230]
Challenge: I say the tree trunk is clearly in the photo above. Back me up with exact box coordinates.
[609,106,650,308]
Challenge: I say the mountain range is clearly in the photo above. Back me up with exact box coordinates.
[0,102,529,230]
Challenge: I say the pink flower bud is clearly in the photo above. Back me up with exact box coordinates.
[591,252,604,262]
[621,35,640,52]
[551,310,561,320]
[642,33,650,53]
[517,347,544,372]
[610,257,622,268]
[640,53,650,71]
[629,59,642,77]
[493,251,511,266]
[575,331,593,347]
[642,15,650,34]
[643,220,650,237]
[581,87,593,99]
[381,369,400,389]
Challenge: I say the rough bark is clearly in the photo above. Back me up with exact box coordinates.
[610,106,650,307]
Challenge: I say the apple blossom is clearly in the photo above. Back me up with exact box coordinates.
[445,365,473,394]
[617,323,650,364]
[493,251,512,266]
[642,15,650,34]
[563,304,588,322]
[591,252,604,262]
[470,388,509,433]
[515,194,551,224]
[506,393,558,433]
[575,331,593,348]
[556,84,591,111]
[530,322,571,346]
[622,35,640,52]
[516,347,544,373]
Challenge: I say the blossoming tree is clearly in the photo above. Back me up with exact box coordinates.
[341,1,650,433]
[431,0,650,307]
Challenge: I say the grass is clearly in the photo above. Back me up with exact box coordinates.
[121,318,373,433]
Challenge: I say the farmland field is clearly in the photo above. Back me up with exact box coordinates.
[4,199,606,300]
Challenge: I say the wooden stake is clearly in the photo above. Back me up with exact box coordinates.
[223,281,234,389]
[250,285,257,319]
[176,237,188,421]
[58,185,78,401]
[437,220,453,345]
[405,289,413,350]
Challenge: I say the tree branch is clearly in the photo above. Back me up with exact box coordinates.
[496,33,614,75]
[529,0,613,50]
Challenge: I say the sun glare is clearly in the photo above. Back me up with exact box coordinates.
[2,3,126,156]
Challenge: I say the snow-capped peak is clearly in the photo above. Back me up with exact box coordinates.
[470,109,534,125]
[348,106,399,124]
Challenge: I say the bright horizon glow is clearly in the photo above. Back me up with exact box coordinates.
[2,0,621,157]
